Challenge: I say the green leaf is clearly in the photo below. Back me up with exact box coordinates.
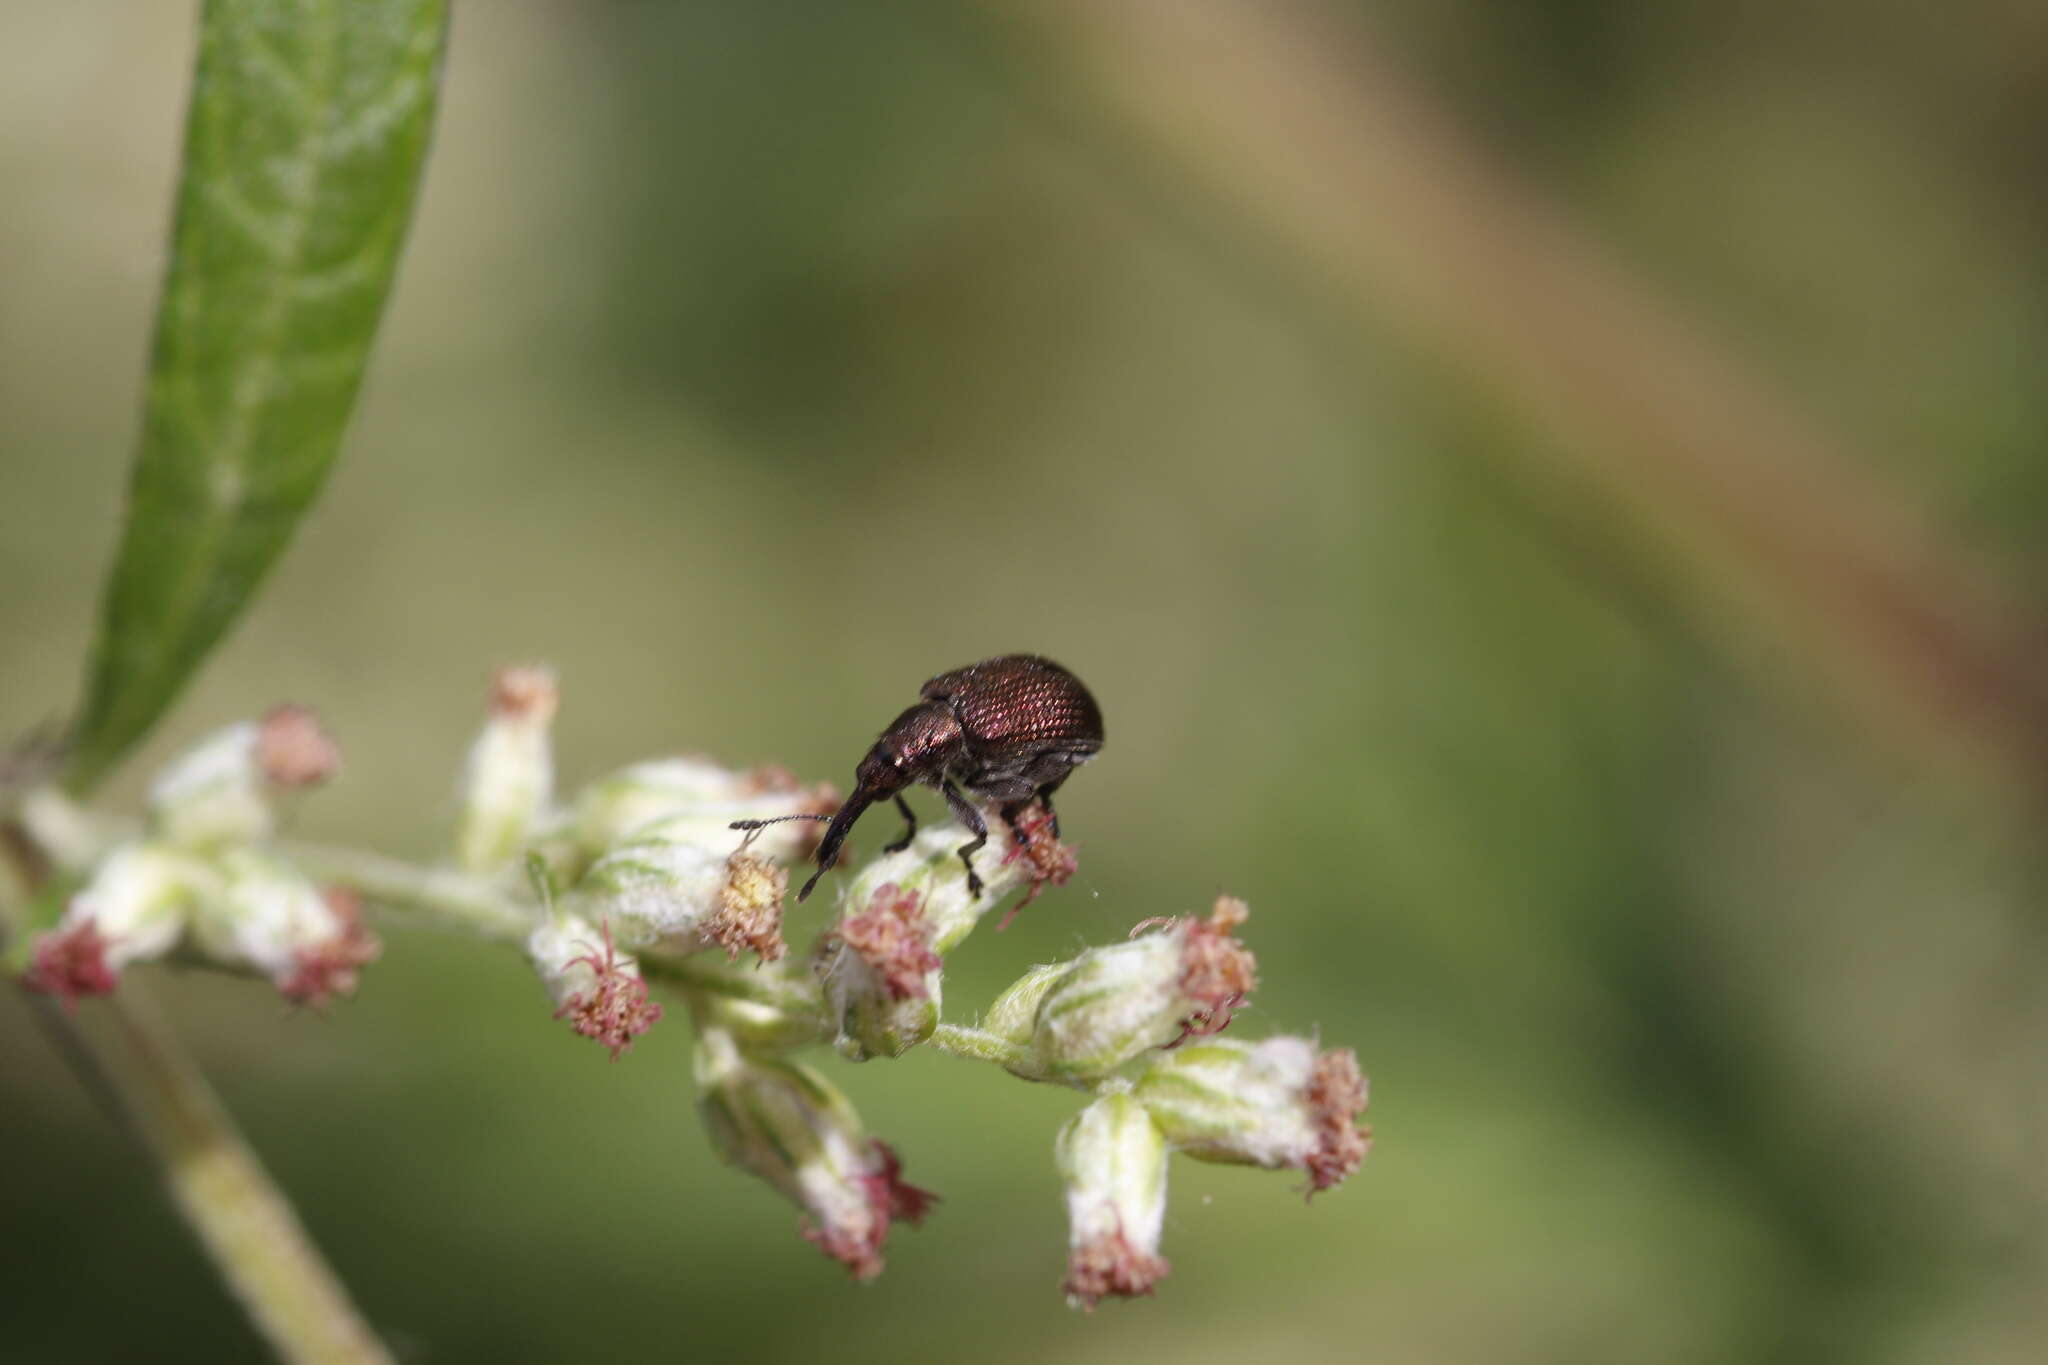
[64,0,448,794]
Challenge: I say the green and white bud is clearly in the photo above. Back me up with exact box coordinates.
[63,840,218,970]
[981,961,1069,1049]
[814,819,1042,1061]
[454,665,559,876]
[1055,1092,1171,1310]
[147,705,338,849]
[1132,1036,1372,1194]
[837,820,1033,955]
[1008,897,1259,1083]
[188,846,379,1005]
[570,757,837,867]
[575,838,786,963]
[819,880,942,1060]
[694,1025,936,1279]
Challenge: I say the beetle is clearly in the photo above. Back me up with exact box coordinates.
[736,654,1104,902]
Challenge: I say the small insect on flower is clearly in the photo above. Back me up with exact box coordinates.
[736,655,1104,903]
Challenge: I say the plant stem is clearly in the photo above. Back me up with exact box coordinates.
[282,840,530,940]
[928,1022,1033,1069]
[637,952,825,1017]
[97,984,393,1364]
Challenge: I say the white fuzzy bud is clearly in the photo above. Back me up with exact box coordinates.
[815,819,1038,1060]
[694,1026,936,1279]
[1055,1092,1171,1309]
[181,847,378,1004]
[63,840,217,969]
[454,665,559,876]
[146,707,339,850]
[1132,1036,1371,1194]
[1009,899,1259,1083]
[574,838,786,963]
[571,757,836,866]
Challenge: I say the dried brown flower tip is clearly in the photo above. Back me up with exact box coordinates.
[1305,1047,1372,1195]
[1175,895,1257,1040]
[21,919,119,1011]
[838,882,942,1001]
[710,849,789,963]
[1063,1230,1171,1311]
[996,802,1078,930]
[489,663,560,723]
[257,704,340,789]
[275,888,383,1008]
[554,920,663,1060]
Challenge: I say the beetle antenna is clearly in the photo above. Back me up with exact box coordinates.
[728,813,833,830]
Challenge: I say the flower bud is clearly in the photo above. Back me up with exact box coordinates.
[837,818,1046,954]
[571,757,837,866]
[1055,1092,1171,1310]
[147,706,338,849]
[527,913,661,1059]
[694,1027,937,1279]
[980,961,1068,1048]
[819,881,943,1060]
[1132,1037,1371,1194]
[813,816,1071,1060]
[575,839,787,963]
[20,841,217,1007]
[1010,897,1258,1082]
[454,664,559,875]
[189,847,379,1006]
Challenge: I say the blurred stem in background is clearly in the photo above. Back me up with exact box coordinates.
[970,0,2048,804]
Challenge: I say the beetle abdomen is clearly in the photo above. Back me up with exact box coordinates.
[921,654,1104,753]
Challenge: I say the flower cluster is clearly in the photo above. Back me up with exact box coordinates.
[10,663,1373,1303]
[17,706,375,1009]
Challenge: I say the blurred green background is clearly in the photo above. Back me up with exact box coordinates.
[5,2,2048,1361]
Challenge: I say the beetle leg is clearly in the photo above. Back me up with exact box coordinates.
[1035,772,1069,839]
[940,779,989,898]
[1000,800,1033,847]
[882,794,918,854]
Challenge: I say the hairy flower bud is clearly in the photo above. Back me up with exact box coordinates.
[1133,1037,1371,1194]
[576,839,787,963]
[694,1027,937,1279]
[190,848,379,1005]
[819,881,943,1060]
[1056,1092,1171,1310]
[21,841,218,1006]
[454,664,559,875]
[814,817,1067,1060]
[980,961,1069,1048]
[1007,897,1259,1082]
[571,757,837,867]
[147,706,338,849]
[527,913,661,1059]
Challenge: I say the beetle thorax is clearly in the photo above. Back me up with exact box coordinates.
[865,700,966,789]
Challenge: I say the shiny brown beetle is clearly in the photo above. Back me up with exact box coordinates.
[737,655,1103,902]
